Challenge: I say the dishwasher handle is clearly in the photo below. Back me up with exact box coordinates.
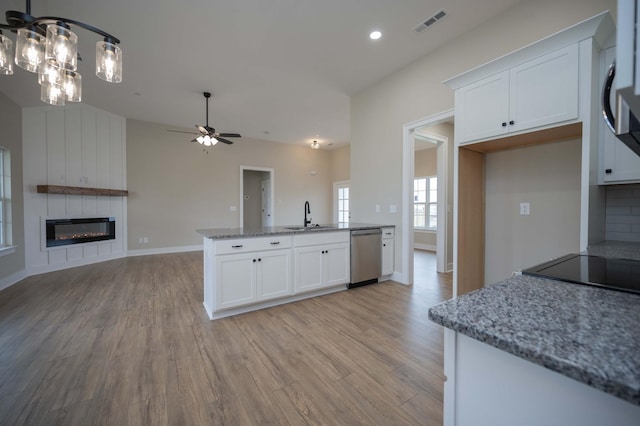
[351,229,382,236]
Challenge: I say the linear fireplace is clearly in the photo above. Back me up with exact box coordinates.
[45,217,116,248]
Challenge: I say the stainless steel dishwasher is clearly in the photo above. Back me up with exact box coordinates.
[349,228,382,288]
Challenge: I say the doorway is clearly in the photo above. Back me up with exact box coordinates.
[402,109,454,284]
[240,166,274,228]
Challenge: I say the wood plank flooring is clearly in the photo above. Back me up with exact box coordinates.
[0,250,452,425]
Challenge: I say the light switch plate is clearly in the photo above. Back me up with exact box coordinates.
[520,202,530,215]
[390,204,397,213]
[375,204,380,213]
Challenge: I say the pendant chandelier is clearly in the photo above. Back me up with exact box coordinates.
[0,0,122,106]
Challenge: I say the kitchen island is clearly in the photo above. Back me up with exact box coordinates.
[429,242,640,426]
[197,223,394,320]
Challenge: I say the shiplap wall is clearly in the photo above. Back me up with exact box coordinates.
[23,105,127,274]
[605,184,640,242]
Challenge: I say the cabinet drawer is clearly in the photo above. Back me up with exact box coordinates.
[294,230,350,247]
[381,227,395,240]
[214,235,292,255]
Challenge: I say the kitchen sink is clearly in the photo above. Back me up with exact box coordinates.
[283,225,337,231]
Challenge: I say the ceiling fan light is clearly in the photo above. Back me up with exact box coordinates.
[63,71,82,102]
[196,136,205,144]
[96,39,122,83]
[211,137,219,146]
[45,23,77,71]
[311,140,320,149]
[41,82,66,106]
[0,32,13,75]
[15,28,44,73]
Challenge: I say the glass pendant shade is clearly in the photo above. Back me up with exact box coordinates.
[41,83,65,106]
[0,33,13,75]
[45,23,77,71]
[96,40,122,83]
[15,28,44,72]
[203,135,212,146]
[63,71,81,102]
[38,60,64,87]
[196,136,204,144]
[211,137,219,146]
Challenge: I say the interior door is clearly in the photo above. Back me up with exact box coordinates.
[262,178,273,227]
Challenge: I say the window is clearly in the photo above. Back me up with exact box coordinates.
[337,185,349,225]
[414,176,437,230]
[0,147,11,249]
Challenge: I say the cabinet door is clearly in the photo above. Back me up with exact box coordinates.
[456,71,510,144]
[602,131,640,182]
[324,243,350,287]
[509,45,578,133]
[215,253,256,310]
[294,247,324,293]
[381,239,394,277]
[256,250,292,301]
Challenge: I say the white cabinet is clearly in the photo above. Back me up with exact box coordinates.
[599,46,640,184]
[381,227,395,278]
[213,236,292,311]
[293,231,350,294]
[456,45,579,144]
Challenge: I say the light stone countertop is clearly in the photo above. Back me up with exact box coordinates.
[429,273,640,406]
[196,223,393,239]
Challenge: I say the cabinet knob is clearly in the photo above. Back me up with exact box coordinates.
[253,259,256,262]
[383,243,386,247]
[509,120,515,125]
[258,258,262,262]
[605,169,612,174]
[501,122,507,127]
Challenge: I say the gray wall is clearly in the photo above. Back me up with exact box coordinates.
[127,119,335,250]
[605,184,640,242]
[485,139,582,284]
[0,91,24,284]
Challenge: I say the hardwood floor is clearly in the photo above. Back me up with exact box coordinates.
[0,250,452,425]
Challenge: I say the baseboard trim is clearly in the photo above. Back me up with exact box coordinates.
[414,243,436,252]
[127,245,203,257]
[0,269,28,291]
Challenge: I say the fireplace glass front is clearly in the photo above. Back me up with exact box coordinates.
[46,217,116,248]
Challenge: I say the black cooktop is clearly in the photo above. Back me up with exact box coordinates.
[522,254,640,295]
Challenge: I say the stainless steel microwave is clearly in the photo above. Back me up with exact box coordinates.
[602,1,640,157]
[603,62,640,156]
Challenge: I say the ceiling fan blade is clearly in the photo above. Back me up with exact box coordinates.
[168,129,198,134]
[216,137,234,145]
[196,125,207,134]
[217,133,241,138]
[190,138,200,143]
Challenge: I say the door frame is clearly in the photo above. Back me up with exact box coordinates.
[240,166,275,228]
[402,109,453,283]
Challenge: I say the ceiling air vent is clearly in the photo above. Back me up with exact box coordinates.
[415,9,447,33]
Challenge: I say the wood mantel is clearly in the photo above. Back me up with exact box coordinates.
[37,185,129,197]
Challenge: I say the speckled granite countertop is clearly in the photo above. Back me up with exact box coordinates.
[196,223,394,239]
[429,274,640,406]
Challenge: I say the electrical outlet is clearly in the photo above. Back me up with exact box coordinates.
[229,206,237,212]
[138,237,143,244]
[520,202,530,215]
[389,204,397,213]
[375,204,380,213]
[143,237,149,243]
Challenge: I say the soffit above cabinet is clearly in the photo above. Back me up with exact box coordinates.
[443,11,615,90]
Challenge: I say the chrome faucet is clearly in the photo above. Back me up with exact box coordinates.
[304,201,311,227]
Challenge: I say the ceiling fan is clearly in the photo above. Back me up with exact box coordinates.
[168,92,241,146]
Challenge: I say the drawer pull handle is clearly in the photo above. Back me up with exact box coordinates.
[232,245,243,248]
[270,242,280,245]
[385,232,392,235]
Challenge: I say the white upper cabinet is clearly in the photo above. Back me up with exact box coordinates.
[456,45,579,145]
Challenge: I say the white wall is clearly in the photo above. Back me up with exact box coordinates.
[350,0,616,278]
[485,139,582,284]
[22,105,127,275]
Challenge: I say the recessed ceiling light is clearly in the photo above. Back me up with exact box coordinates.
[369,30,382,40]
